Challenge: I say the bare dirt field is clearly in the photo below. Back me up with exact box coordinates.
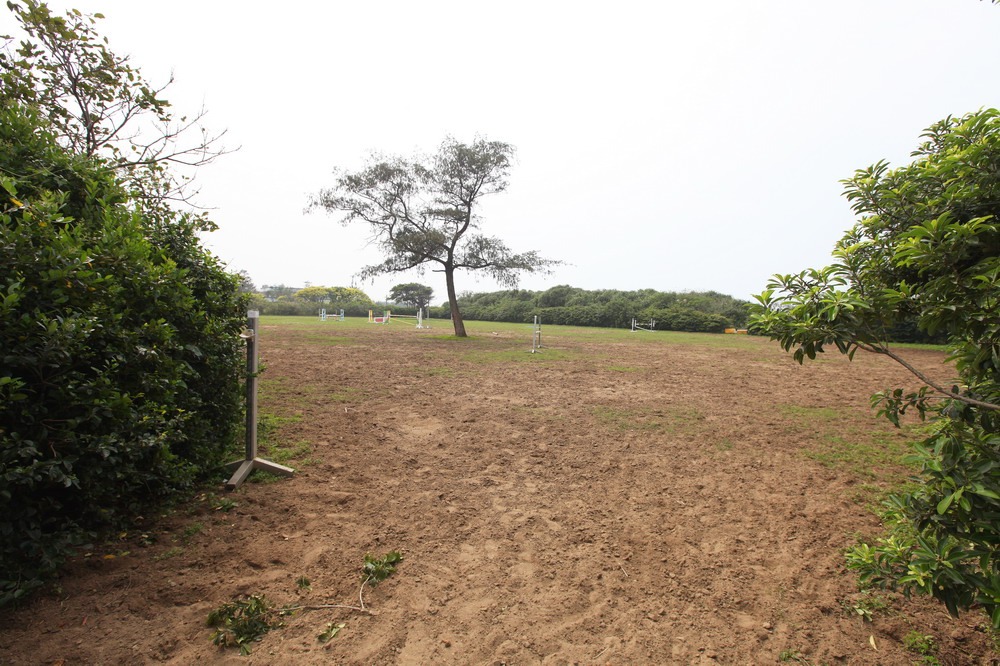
[1,317,998,665]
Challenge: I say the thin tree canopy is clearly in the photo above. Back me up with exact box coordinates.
[1,0,231,203]
[309,137,560,337]
[389,283,434,309]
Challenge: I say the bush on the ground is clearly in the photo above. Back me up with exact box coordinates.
[643,307,731,333]
[750,109,1000,626]
[0,104,246,606]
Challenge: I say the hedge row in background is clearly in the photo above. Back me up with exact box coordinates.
[430,286,750,332]
[250,298,377,318]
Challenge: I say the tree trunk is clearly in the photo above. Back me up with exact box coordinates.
[445,267,467,337]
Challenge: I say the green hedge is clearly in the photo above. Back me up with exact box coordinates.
[450,286,751,331]
[0,105,247,605]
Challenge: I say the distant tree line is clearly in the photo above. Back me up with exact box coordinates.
[249,285,376,316]
[245,283,751,332]
[429,286,753,332]
[248,281,943,341]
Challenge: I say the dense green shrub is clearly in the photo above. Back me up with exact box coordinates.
[643,307,731,333]
[537,285,584,308]
[428,305,451,320]
[0,105,246,605]
[750,109,1000,625]
[535,305,607,327]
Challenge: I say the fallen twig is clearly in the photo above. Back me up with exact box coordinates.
[283,603,368,614]
[359,576,371,612]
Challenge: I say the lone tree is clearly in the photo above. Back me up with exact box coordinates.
[309,137,559,337]
[389,282,434,310]
[750,109,1000,627]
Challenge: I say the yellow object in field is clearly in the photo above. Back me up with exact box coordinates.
[725,328,736,334]
[736,329,748,335]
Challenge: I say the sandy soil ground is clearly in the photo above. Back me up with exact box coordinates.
[1,320,997,665]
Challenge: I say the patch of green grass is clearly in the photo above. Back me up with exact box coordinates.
[715,439,734,452]
[247,471,285,484]
[608,365,638,372]
[260,315,777,351]
[804,434,906,478]
[848,482,893,508]
[258,412,302,435]
[181,522,204,543]
[424,334,475,342]
[841,590,894,623]
[299,334,355,346]
[327,388,360,403]
[903,631,940,665]
[778,650,817,664]
[213,496,238,513]
[265,440,312,466]
[154,546,184,561]
[243,413,311,482]
[778,404,917,480]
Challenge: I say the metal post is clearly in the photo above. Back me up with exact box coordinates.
[529,315,542,354]
[225,310,295,490]
[244,311,259,461]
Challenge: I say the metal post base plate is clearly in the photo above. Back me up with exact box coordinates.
[225,458,295,490]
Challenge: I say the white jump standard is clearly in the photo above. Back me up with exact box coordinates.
[319,308,345,322]
[386,307,429,328]
[529,315,543,353]
[631,317,656,332]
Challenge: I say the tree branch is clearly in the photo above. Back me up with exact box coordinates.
[857,341,1000,411]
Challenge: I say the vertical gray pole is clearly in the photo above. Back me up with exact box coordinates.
[225,310,294,490]
[245,310,259,461]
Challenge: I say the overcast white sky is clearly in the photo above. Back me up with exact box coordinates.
[14,1,1000,303]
